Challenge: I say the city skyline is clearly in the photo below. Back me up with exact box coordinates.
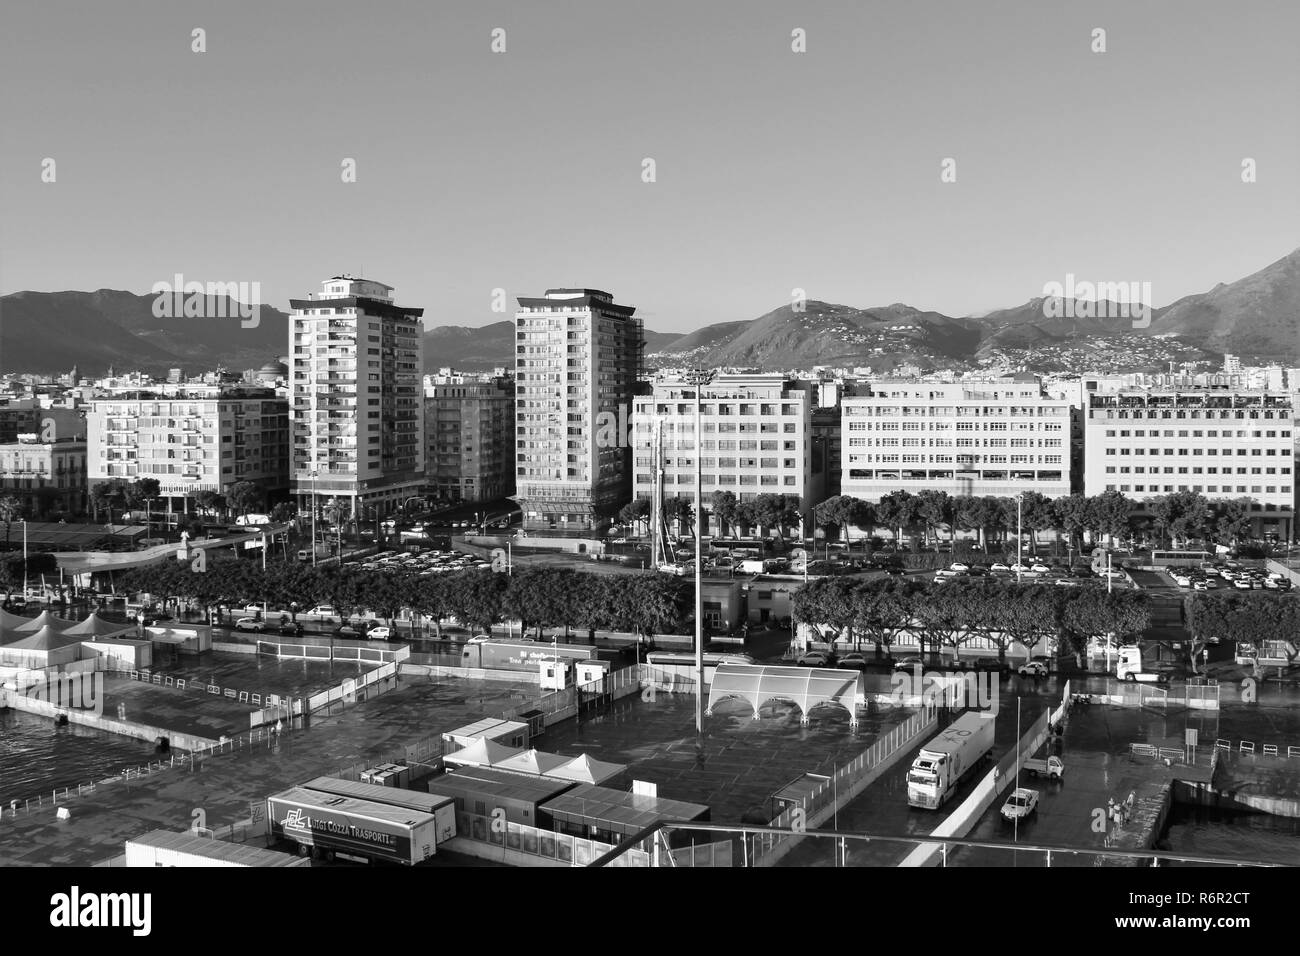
[3,1,1298,333]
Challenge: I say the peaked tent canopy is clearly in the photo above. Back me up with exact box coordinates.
[549,753,626,785]
[62,613,136,638]
[15,610,76,633]
[441,737,524,769]
[492,748,570,777]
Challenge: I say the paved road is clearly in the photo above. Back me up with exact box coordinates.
[773,676,1059,867]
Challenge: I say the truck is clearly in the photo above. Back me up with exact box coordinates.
[299,776,456,845]
[1115,646,1171,684]
[1021,753,1065,779]
[740,558,779,575]
[266,787,439,865]
[906,711,996,809]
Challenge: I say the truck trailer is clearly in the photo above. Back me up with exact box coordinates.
[906,711,996,809]
[266,787,439,865]
[299,776,457,845]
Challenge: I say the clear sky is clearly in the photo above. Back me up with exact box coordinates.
[2,0,1296,334]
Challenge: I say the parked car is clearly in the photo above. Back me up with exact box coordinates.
[892,655,923,672]
[279,621,305,636]
[1000,788,1040,822]
[611,537,629,545]
[234,617,265,633]
[335,625,362,638]
[366,625,392,640]
[1018,661,1049,678]
[1030,564,1051,574]
[837,652,869,670]
[989,562,1010,572]
[798,650,834,668]
[949,562,969,572]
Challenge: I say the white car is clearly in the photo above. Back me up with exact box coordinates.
[1011,563,1030,573]
[1018,661,1049,678]
[1001,788,1040,823]
[1102,569,1125,580]
[234,617,265,633]
[798,651,833,667]
[990,562,1010,572]
[366,625,392,640]
[1030,564,1051,574]
[1193,580,1209,591]
[934,569,959,579]
[949,562,969,572]
[611,537,629,545]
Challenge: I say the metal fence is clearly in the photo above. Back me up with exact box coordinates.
[454,810,621,866]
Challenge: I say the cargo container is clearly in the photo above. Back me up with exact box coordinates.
[906,711,996,809]
[266,787,438,865]
[299,776,456,844]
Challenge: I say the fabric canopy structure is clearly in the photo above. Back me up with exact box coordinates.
[62,613,136,639]
[14,610,76,633]
[492,749,570,777]
[0,625,83,667]
[0,608,33,633]
[441,737,524,769]
[705,663,862,726]
[549,753,626,786]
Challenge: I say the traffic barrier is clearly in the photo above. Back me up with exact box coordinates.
[1263,744,1279,757]
[1240,741,1255,754]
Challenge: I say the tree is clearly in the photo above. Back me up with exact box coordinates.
[618,498,651,536]
[1018,491,1056,555]
[793,577,858,649]
[813,495,867,546]
[1149,491,1212,549]
[986,582,1053,662]
[851,579,912,659]
[195,490,226,519]
[0,496,23,552]
[135,478,161,525]
[875,491,920,547]
[662,496,695,537]
[1052,494,1093,555]
[1091,491,1135,546]
[710,491,738,537]
[228,480,264,518]
[1212,497,1254,549]
[956,496,996,551]
[915,490,953,546]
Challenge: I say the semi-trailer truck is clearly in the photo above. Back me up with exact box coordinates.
[266,787,439,865]
[299,776,457,845]
[1115,646,1172,683]
[907,711,996,809]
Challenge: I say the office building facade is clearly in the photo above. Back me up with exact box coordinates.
[841,377,1071,502]
[424,369,515,505]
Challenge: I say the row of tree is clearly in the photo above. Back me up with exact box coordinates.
[87,479,283,525]
[791,576,1152,666]
[117,560,690,641]
[619,492,804,538]
[813,489,1265,552]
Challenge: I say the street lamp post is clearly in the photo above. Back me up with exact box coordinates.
[22,518,28,595]
[308,471,319,567]
[685,368,717,735]
[1016,492,1023,584]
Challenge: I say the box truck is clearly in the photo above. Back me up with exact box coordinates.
[266,787,439,865]
[906,711,996,809]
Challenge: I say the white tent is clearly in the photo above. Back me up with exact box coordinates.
[493,748,570,777]
[441,737,523,769]
[14,610,76,633]
[548,753,626,785]
[0,626,83,668]
[62,613,136,639]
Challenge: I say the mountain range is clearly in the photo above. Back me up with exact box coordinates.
[2,248,1296,375]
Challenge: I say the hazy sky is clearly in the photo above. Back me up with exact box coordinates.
[2,0,1297,334]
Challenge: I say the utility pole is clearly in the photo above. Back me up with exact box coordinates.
[309,470,319,567]
[684,369,717,735]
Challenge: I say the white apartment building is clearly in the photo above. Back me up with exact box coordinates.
[1083,384,1295,540]
[514,289,643,533]
[841,376,1071,501]
[288,277,424,517]
[632,373,814,533]
[86,386,289,508]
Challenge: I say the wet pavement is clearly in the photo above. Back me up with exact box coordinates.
[540,693,911,823]
[0,674,535,866]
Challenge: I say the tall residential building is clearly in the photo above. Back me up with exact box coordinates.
[1083,384,1294,541]
[423,368,515,505]
[0,437,88,518]
[631,373,815,533]
[514,289,643,533]
[841,376,1071,501]
[86,385,288,509]
[288,277,424,517]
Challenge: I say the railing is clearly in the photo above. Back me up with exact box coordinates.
[590,822,1281,868]
[1215,739,1300,759]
